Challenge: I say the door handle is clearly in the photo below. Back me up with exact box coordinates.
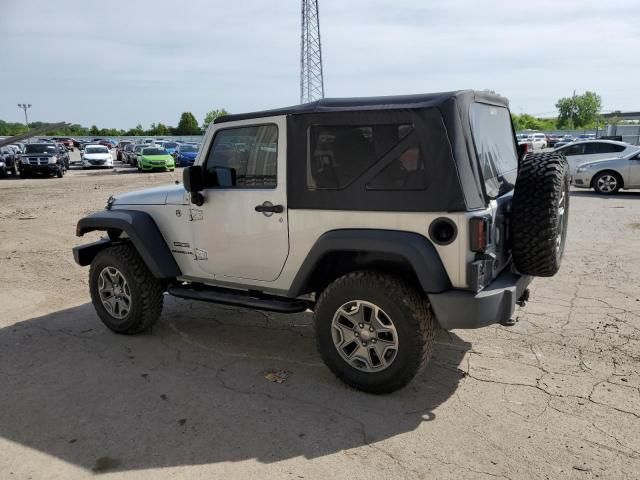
[255,202,284,214]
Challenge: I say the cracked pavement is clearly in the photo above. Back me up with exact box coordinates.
[0,169,639,479]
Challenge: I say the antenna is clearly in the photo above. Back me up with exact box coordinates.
[300,0,324,104]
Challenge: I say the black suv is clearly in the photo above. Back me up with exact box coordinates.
[19,143,66,178]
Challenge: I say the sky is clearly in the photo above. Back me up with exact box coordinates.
[1,0,639,129]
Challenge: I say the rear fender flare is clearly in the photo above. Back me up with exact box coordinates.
[287,229,451,297]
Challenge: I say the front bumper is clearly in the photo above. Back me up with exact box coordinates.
[20,164,61,174]
[428,270,532,330]
[571,171,594,188]
[141,162,173,170]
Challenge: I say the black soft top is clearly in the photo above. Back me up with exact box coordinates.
[215,90,509,123]
[213,89,515,212]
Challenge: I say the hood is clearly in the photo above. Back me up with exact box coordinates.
[178,151,197,158]
[111,184,188,206]
[578,157,626,169]
[84,153,111,160]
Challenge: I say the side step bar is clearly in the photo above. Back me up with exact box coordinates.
[167,284,312,314]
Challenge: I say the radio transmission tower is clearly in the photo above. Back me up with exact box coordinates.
[300,0,325,104]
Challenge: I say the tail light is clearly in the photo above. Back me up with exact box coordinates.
[469,217,490,253]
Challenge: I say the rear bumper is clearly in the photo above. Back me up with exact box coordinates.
[428,270,532,330]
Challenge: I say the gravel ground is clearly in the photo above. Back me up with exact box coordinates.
[0,150,639,479]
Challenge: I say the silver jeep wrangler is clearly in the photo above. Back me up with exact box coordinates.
[73,90,569,393]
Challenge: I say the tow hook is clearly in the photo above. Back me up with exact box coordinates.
[516,288,530,307]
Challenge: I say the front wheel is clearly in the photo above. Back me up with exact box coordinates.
[315,271,436,394]
[592,171,621,195]
[89,244,164,334]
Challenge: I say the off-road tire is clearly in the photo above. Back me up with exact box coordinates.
[11,162,19,176]
[89,244,164,334]
[20,171,29,179]
[315,271,436,394]
[511,152,569,277]
[592,170,621,195]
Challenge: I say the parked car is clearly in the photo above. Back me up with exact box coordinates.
[98,139,117,149]
[19,143,66,178]
[572,148,640,194]
[137,147,175,171]
[172,143,199,167]
[0,146,20,177]
[116,141,133,161]
[546,134,561,148]
[529,133,547,149]
[122,143,136,165]
[576,134,596,141]
[51,137,75,151]
[554,140,638,175]
[82,145,114,169]
[554,135,575,148]
[55,143,70,169]
[72,90,569,393]
[130,144,146,167]
[162,141,178,154]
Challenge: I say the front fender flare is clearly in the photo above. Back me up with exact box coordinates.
[73,209,181,279]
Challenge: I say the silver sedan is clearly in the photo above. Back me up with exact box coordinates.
[572,149,640,194]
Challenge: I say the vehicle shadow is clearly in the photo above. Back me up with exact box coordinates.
[0,297,470,473]
[570,190,640,199]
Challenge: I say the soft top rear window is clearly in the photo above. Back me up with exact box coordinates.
[469,103,518,198]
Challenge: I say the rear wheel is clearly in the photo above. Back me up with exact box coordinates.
[89,244,164,334]
[592,171,621,195]
[315,271,435,394]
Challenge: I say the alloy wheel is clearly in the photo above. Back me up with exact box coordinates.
[331,300,399,372]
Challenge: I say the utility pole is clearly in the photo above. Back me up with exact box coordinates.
[300,0,325,104]
[17,103,31,129]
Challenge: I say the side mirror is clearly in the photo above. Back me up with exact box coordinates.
[183,166,205,206]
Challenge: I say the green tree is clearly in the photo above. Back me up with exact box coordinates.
[556,91,602,129]
[126,124,145,136]
[147,122,170,136]
[175,112,200,135]
[202,108,230,130]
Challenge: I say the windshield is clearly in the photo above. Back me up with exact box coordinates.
[469,103,518,198]
[86,147,109,154]
[163,142,177,148]
[180,145,197,152]
[142,148,167,155]
[24,144,56,154]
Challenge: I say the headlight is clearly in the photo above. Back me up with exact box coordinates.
[21,157,29,164]
[0,162,5,167]
[48,156,58,164]
[576,165,592,173]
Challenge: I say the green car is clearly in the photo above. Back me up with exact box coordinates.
[137,147,175,172]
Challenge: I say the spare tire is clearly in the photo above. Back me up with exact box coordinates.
[510,152,569,277]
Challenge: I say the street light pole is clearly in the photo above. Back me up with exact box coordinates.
[17,103,31,129]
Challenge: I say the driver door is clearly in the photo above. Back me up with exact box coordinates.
[189,118,289,282]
